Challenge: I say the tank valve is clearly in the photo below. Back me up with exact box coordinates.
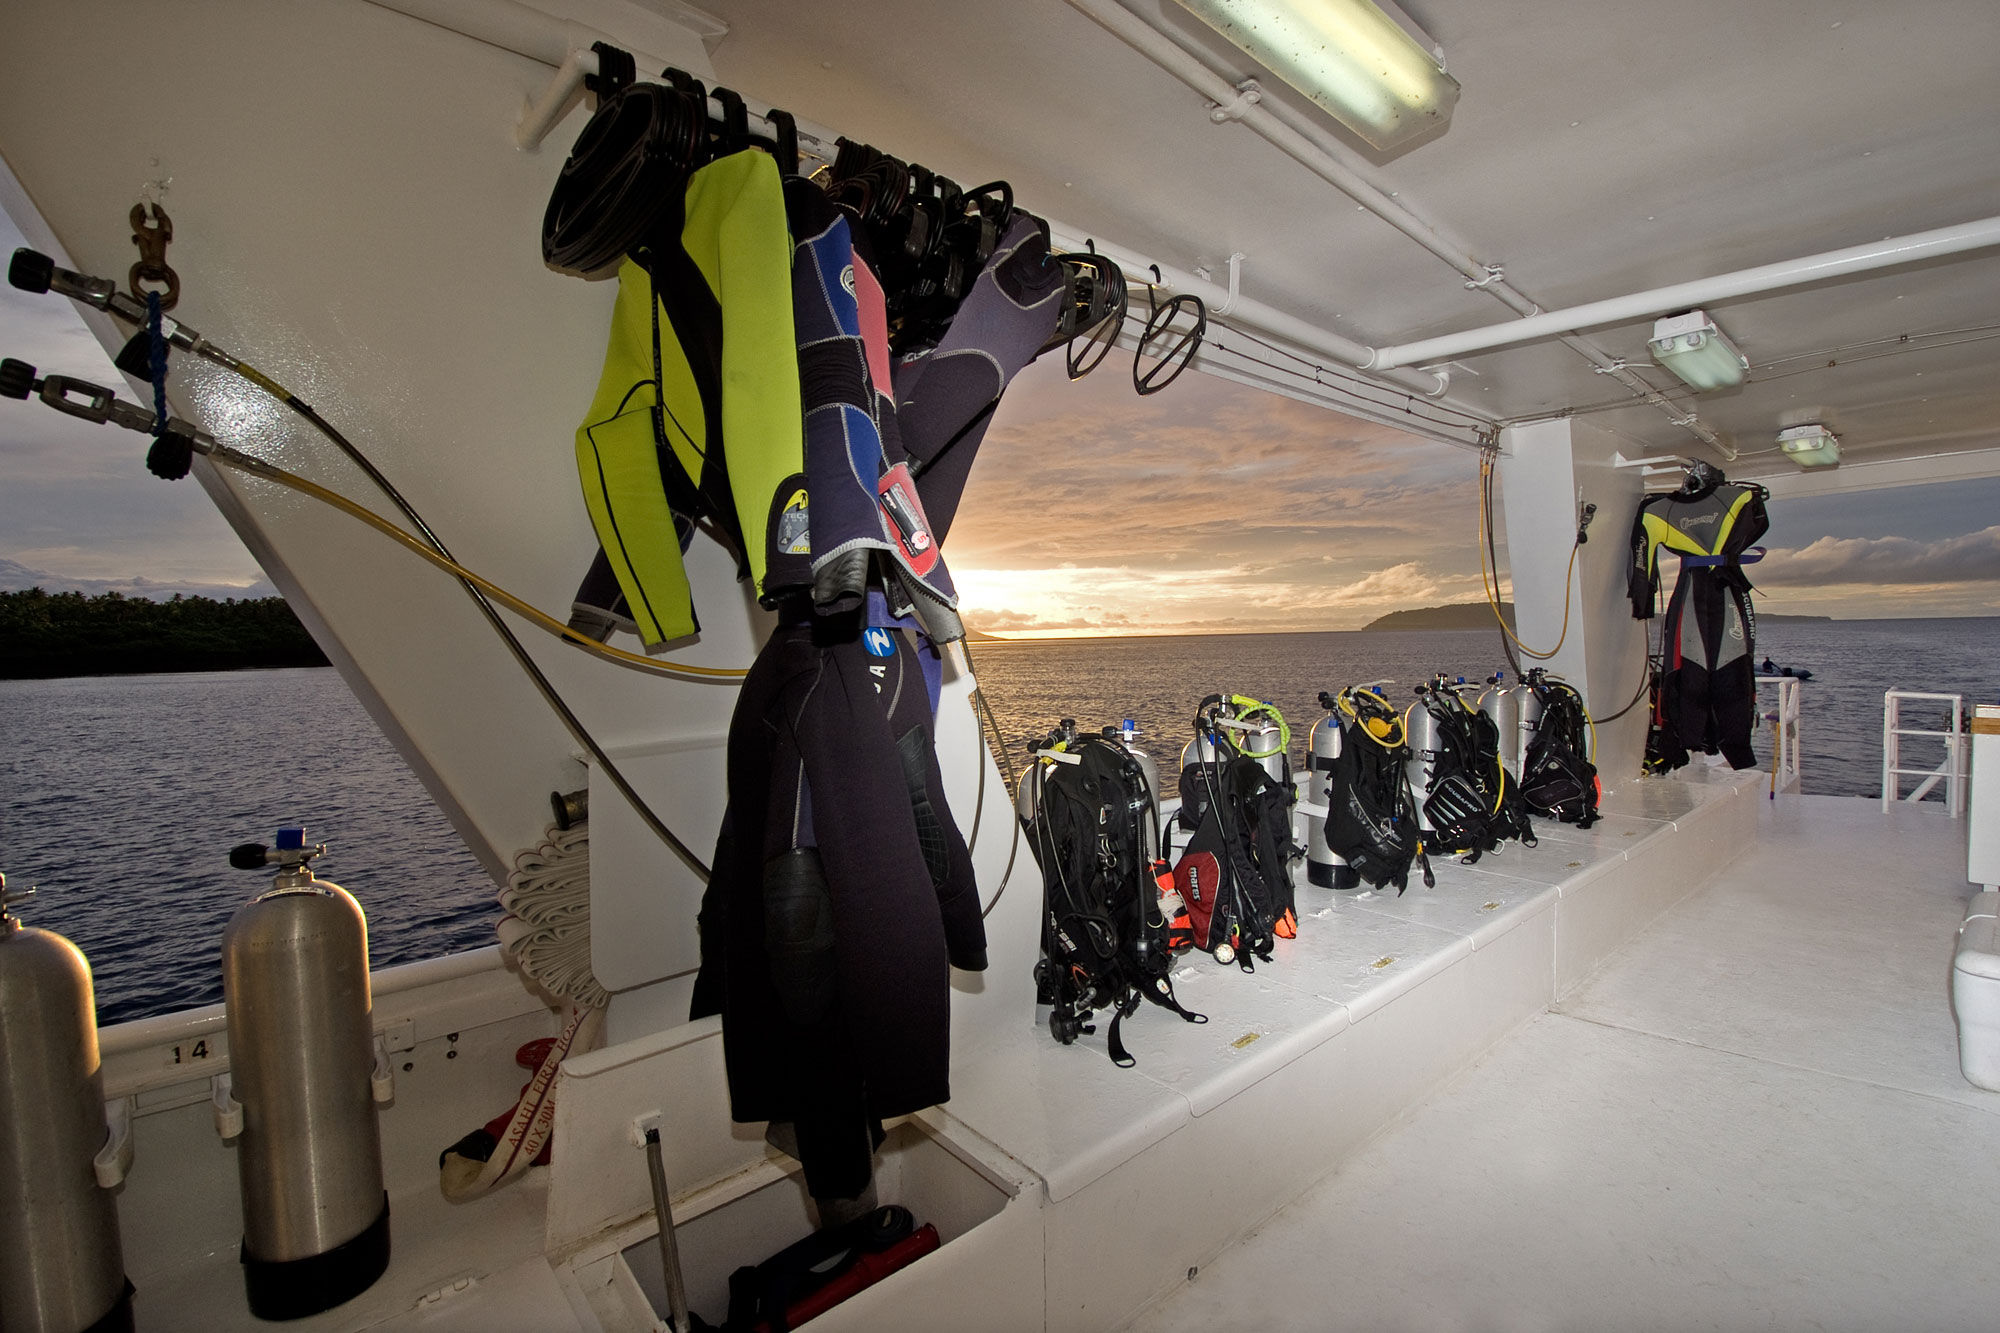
[230,826,326,870]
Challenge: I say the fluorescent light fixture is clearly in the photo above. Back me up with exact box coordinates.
[1648,310,1748,392]
[1169,0,1459,152]
[1777,423,1842,469]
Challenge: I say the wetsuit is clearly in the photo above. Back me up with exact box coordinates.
[1627,474,1769,618]
[691,606,986,1200]
[893,214,1066,545]
[1653,564,1759,770]
[1629,473,1770,771]
[571,149,803,644]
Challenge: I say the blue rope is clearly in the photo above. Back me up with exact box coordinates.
[146,292,168,434]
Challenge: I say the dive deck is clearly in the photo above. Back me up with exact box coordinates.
[1135,794,1997,1332]
[97,769,1774,1331]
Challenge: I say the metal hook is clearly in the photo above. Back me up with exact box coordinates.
[129,202,180,311]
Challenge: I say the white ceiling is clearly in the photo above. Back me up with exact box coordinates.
[689,0,2000,482]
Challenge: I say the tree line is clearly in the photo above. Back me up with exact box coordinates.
[0,589,329,678]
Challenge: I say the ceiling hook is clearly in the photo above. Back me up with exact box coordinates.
[1464,263,1506,291]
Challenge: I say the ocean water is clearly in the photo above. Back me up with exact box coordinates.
[4,618,1994,1023]
[966,619,2000,802]
[0,669,494,1024]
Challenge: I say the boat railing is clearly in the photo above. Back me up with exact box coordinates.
[1755,675,1803,795]
[1881,691,1969,816]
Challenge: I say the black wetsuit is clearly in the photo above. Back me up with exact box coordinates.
[692,607,986,1199]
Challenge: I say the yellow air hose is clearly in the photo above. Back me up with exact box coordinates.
[1472,452,1576,660]
[201,444,748,681]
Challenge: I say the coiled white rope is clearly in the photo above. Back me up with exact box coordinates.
[497,823,608,1011]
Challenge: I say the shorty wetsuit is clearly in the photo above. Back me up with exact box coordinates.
[571,149,804,644]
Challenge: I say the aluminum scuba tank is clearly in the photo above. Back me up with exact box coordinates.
[221,829,389,1320]
[1113,718,1165,828]
[0,874,133,1333]
[1403,677,1449,832]
[1017,718,1083,826]
[1238,706,1289,788]
[1479,672,1523,778]
[1516,672,1547,769]
[1304,693,1356,890]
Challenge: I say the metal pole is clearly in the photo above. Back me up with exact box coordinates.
[643,1128,693,1333]
[1369,215,2000,370]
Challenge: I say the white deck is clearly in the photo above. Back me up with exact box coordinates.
[1132,795,1996,1332]
[108,770,1776,1331]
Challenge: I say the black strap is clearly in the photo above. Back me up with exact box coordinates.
[585,42,635,96]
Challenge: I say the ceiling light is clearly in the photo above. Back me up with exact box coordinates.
[1777,423,1842,468]
[1169,0,1459,152]
[1648,310,1748,391]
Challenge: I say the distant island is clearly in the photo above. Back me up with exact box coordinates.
[1365,601,1834,631]
[0,589,329,679]
[1364,602,1513,631]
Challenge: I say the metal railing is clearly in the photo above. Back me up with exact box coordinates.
[1755,675,1803,796]
[1881,691,1968,816]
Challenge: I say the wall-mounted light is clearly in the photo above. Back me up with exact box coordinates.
[1777,423,1842,468]
[1168,0,1459,152]
[1648,310,1748,391]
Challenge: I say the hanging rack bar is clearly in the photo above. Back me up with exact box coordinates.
[515,45,598,150]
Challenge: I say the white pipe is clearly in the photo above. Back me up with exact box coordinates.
[1370,215,2000,370]
[1062,0,1732,448]
[371,0,1453,399]
[1046,226,1449,398]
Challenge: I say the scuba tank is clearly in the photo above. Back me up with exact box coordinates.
[1115,717,1164,825]
[1180,694,1290,811]
[1516,675,1546,774]
[1018,718,1081,827]
[1020,718,1161,831]
[0,874,134,1333]
[1403,677,1447,833]
[1478,672,1522,778]
[1304,692,1356,890]
[220,829,390,1321]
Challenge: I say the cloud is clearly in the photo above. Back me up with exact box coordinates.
[1756,526,2000,586]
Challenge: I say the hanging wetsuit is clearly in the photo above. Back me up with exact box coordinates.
[1629,469,1770,772]
[892,213,1067,545]
[570,148,804,644]
[784,177,973,643]
[1653,566,1759,770]
[690,608,987,1200]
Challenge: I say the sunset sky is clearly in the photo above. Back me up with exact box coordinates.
[4,205,1998,629]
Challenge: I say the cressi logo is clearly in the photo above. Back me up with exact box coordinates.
[840,265,857,298]
[862,627,896,657]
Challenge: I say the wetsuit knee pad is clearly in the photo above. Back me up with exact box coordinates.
[762,848,838,1024]
[894,725,951,892]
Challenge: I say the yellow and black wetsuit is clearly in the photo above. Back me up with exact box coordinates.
[1627,474,1768,618]
[1629,472,1770,771]
[571,149,804,644]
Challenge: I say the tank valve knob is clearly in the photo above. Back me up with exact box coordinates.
[0,358,36,400]
[231,829,325,871]
[8,247,55,295]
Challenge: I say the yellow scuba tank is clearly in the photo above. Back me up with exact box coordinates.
[220,829,390,1320]
[0,874,134,1333]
